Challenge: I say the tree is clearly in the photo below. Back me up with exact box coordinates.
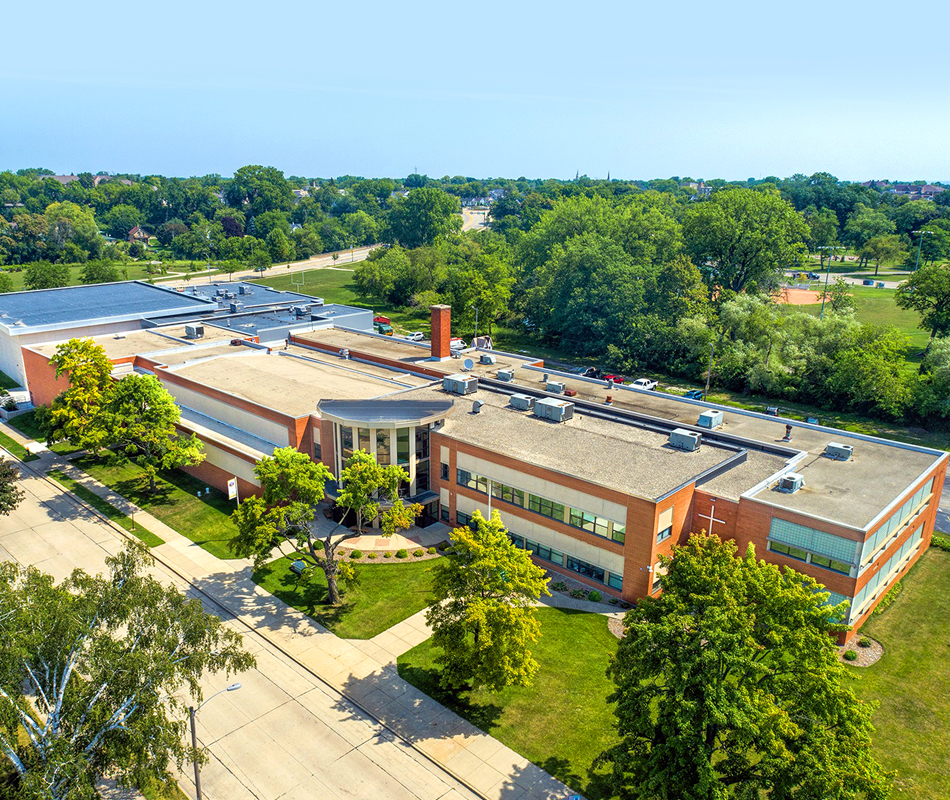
[896,264,950,342]
[821,276,855,315]
[102,204,143,240]
[598,534,890,800]
[79,260,121,284]
[0,459,24,516]
[229,449,420,606]
[807,207,839,268]
[248,248,271,272]
[843,204,895,260]
[224,165,293,217]
[388,188,461,248]
[44,201,101,258]
[860,233,906,276]
[266,227,294,263]
[45,338,115,452]
[684,188,809,292]
[0,273,13,294]
[23,260,69,290]
[100,375,205,493]
[0,543,254,800]
[425,510,550,691]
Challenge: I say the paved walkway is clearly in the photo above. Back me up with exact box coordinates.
[0,424,582,800]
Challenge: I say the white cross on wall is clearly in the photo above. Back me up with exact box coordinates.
[696,505,726,536]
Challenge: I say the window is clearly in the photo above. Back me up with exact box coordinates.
[313,442,322,461]
[612,524,625,544]
[492,482,525,507]
[457,469,488,494]
[416,459,430,492]
[607,573,623,591]
[415,425,429,459]
[376,429,391,465]
[809,554,852,575]
[440,504,450,522]
[440,462,449,480]
[396,428,410,465]
[769,518,859,565]
[357,428,371,452]
[529,494,565,522]
[656,526,672,544]
[768,541,808,562]
[509,533,525,549]
[457,510,476,529]
[566,556,605,583]
[340,427,354,461]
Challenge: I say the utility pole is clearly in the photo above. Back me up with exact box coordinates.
[704,340,715,398]
[913,230,934,272]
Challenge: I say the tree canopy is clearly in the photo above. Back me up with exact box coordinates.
[598,534,890,800]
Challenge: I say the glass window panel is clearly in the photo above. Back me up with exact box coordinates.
[416,459,429,492]
[357,428,370,452]
[440,462,449,480]
[340,426,354,461]
[375,429,391,465]
[608,573,623,590]
[657,526,672,544]
[397,428,410,464]
[415,425,429,459]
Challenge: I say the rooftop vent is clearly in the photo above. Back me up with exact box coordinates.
[229,302,244,314]
[534,397,574,422]
[184,323,204,340]
[509,393,535,411]
[497,368,514,382]
[443,374,477,395]
[292,305,311,317]
[778,473,805,493]
[697,410,723,429]
[546,380,566,394]
[479,353,497,365]
[237,285,251,295]
[825,442,853,461]
[472,400,484,414]
[339,348,350,359]
[669,428,701,451]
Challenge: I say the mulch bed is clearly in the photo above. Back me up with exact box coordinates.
[337,543,447,563]
[838,637,884,667]
[608,616,626,640]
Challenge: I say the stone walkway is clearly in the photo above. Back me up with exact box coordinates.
[0,422,583,800]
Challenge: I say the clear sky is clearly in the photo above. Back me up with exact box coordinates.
[3,0,948,182]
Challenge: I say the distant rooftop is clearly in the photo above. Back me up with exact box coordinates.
[0,281,214,334]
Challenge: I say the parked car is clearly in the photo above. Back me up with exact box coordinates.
[405,332,425,342]
[807,272,821,280]
[862,279,875,286]
[582,367,601,379]
[449,337,467,350]
[684,389,705,400]
[765,406,780,416]
[373,315,391,325]
[631,378,659,391]
[374,322,393,336]
[603,374,625,384]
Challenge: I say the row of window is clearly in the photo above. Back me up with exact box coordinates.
[768,518,860,572]
[852,527,923,619]
[767,541,853,575]
[860,478,934,570]
[339,425,428,467]
[452,510,623,590]
[453,468,626,543]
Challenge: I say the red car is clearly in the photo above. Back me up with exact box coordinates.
[373,315,391,325]
[603,374,625,384]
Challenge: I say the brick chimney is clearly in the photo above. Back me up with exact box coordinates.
[430,304,451,360]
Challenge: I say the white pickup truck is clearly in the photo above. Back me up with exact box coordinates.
[631,378,658,391]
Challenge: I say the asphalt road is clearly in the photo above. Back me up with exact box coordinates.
[936,482,950,534]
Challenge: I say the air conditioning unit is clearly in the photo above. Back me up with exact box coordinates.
[825,442,854,461]
[534,397,574,422]
[497,368,514,382]
[669,428,701,451]
[442,374,477,395]
[697,410,723,429]
[292,305,311,317]
[546,381,566,394]
[509,393,535,411]
[480,353,497,365]
[778,473,805,493]
[237,284,249,295]
[229,302,244,314]
[184,323,204,339]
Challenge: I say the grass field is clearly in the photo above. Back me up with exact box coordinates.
[7,410,81,455]
[74,456,239,558]
[0,427,39,461]
[846,547,950,798]
[253,555,436,639]
[47,468,164,547]
[0,259,216,292]
[398,608,620,800]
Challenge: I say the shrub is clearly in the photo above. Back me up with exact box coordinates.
[350,550,362,559]
[873,581,903,615]
[608,598,619,605]
[858,636,872,648]
[3,397,16,411]
[383,551,392,558]
[569,588,587,599]
[396,549,408,559]
[843,650,858,662]
[367,552,377,559]
[931,534,950,552]
[413,549,424,557]
[314,540,324,550]
[587,590,602,603]
[338,548,346,557]
[427,546,437,555]
[551,580,568,592]
[437,540,451,551]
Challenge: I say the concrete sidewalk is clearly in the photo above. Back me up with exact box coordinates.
[1,424,580,800]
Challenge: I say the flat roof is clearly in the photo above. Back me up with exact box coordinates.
[163,347,432,417]
[295,328,433,363]
[0,281,214,334]
[32,326,242,361]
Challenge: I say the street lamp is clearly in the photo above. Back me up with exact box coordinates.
[816,245,846,320]
[470,304,479,345]
[913,230,934,273]
[189,683,241,800]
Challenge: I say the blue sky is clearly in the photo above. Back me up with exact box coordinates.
[3,1,948,181]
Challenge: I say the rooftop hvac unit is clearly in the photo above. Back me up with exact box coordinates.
[546,381,566,394]
[229,302,244,314]
[778,473,805,493]
[825,442,854,461]
[697,410,723,429]
[669,428,701,451]
[480,353,497,365]
[237,285,249,295]
[293,305,311,317]
[497,368,515,382]
[509,393,535,411]
[442,374,477,395]
[534,397,574,422]
[184,323,204,340]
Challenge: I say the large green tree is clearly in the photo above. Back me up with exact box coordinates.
[23,260,69,290]
[0,459,24,516]
[683,188,809,292]
[225,165,293,217]
[229,448,419,606]
[100,374,205,493]
[598,534,890,800]
[426,510,550,691]
[0,544,254,800]
[44,338,115,452]
[860,233,907,276]
[387,188,461,248]
[896,263,950,342]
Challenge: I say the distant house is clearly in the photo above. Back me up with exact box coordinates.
[128,226,150,245]
[292,188,310,200]
[41,174,132,188]
[47,175,81,186]
[887,183,946,201]
[684,180,713,197]
[93,175,132,187]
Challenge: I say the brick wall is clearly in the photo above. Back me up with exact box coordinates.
[22,347,63,407]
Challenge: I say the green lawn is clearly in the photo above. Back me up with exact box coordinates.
[0,427,39,462]
[0,369,19,391]
[47,468,164,547]
[398,608,619,799]
[253,555,436,639]
[74,456,239,558]
[6,410,81,455]
[846,547,950,798]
